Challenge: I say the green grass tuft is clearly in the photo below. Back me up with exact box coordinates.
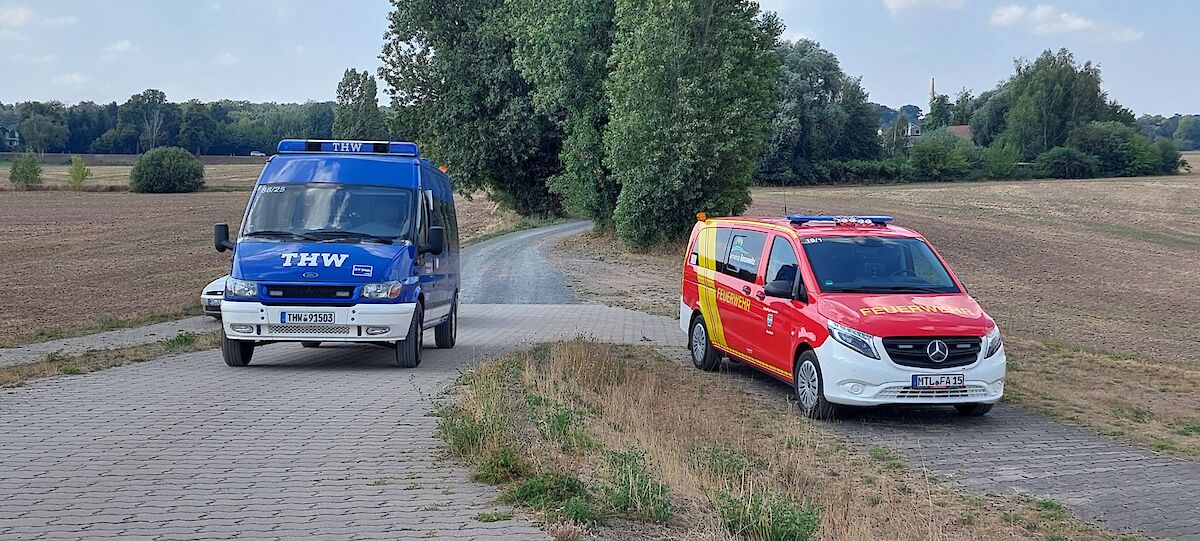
[503,473,599,524]
[603,450,671,523]
[1034,498,1066,520]
[712,490,820,541]
[473,511,513,523]
[164,331,198,351]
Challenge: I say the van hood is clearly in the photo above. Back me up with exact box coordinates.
[816,293,994,337]
[231,240,414,283]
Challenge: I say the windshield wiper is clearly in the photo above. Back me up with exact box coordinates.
[305,230,396,245]
[867,285,954,294]
[244,230,314,241]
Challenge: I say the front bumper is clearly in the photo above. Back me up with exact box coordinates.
[220,301,416,342]
[815,338,1006,406]
[201,295,222,317]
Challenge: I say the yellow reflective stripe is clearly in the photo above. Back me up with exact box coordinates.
[695,227,727,348]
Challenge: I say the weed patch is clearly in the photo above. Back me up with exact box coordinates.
[713,490,820,541]
[601,450,670,523]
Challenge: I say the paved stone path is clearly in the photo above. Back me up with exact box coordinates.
[0,317,219,368]
[0,305,681,541]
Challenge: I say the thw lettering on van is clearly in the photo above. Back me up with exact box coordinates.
[280,252,350,268]
[334,142,363,152]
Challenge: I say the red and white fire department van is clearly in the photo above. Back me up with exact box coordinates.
[681,214,1005,418]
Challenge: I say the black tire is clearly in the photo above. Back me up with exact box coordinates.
[794,351,838,419]
[222,334,254,367]
[434,294,457,349]
[688,314,722,371]
[395,302,423,368]
[954,403,994,416]
[300,341,321,348]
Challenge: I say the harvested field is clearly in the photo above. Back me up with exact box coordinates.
[3,163,264,190]
[0,190,512,346]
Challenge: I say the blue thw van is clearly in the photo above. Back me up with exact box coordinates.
[213,140,460,368]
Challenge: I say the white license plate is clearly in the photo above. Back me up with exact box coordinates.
[911,374,965,388]
[282,311,335,324]
[205,298,222,307]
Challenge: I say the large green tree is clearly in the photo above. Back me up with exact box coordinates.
[178,100,219,154]
[996,49,1112,159]
[379,0,563,216]
[332,69,386,140]
[755,39,878,185]
[605,0,780,247]
[18,113,69,154]
[509,0,618,227]
[924,94,953,131]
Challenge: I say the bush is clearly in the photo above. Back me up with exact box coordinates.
[1034,147,1100,179]
[1156,140,1184,174]
[8,151,42,189]
[129,147,205,193]
[67,155,92,189]
[982,143,1021,179]
[910,128,971,181]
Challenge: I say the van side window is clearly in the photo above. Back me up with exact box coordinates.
[694,227,732,271]
[433,197,459,251]
[765,236,799,286]
[722,230,766,283]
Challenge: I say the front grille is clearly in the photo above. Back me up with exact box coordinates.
[882,336,981,368]
[268,324,351,335]
[875,385,990,400]
[265,285,355,300]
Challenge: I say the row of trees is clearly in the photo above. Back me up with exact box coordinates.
[0,75,388,157]
[1137,113,1200,150]
[380,0,787,247]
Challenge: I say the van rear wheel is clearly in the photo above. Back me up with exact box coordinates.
[394,303,423,368]
[222,334,254,367]
[689,314,721,371]
[794,351,837,419]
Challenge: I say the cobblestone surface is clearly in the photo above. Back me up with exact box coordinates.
[0,317,219,368]
[0,305,682,541]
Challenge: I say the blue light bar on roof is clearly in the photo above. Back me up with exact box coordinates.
[276,139,420,157]
[788,215,893,225]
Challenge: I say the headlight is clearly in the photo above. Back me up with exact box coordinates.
[225,278,257,299]
[362,281,404,300]
[984,326,1003,358]
[828,321,880,360]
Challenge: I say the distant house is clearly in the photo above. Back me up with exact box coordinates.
[0,122,18,150]
[947,125,973,142]
[905,122,922,138]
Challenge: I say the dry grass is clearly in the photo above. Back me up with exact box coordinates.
[551,173,1200,459]
[440,340,1125,540]
[0,330,219,388]
[0,186,514,347]
[1,163,265,191]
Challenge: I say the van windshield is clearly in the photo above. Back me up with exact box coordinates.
[242,183,415,243]
[801,236,960,294]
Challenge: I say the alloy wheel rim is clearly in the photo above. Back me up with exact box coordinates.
[691,323,706,365]
[797,360,819,410]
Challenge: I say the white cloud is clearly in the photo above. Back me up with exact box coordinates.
[883,0,965,15]
[12,52,57,63]
[106,40,135,53]
[0,5,33,27]
[209,1,222,10]
[295,44,307,54]
[989,5,1026,26]
[0,27,26,41]
[215,52,242,67]
[41,15,77,27]
[54,72,88,86]
[988,4,1142,43]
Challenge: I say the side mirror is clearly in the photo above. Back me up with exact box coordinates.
[214,223,236,252]
[423,226,445,255]
[764,279,794,299]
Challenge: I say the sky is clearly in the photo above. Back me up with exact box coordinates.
[1,0,1196,115]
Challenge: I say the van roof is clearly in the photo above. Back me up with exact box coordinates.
[702,216,924,239]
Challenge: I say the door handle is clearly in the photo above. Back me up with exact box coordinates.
[742,285,752,295]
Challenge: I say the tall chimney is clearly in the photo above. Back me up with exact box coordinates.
[930,77,936,100]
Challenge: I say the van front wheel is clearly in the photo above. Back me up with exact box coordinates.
[222,335,254,367]
[794,351,837,419]
[394,303,423,368]
[434,294,457,349]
